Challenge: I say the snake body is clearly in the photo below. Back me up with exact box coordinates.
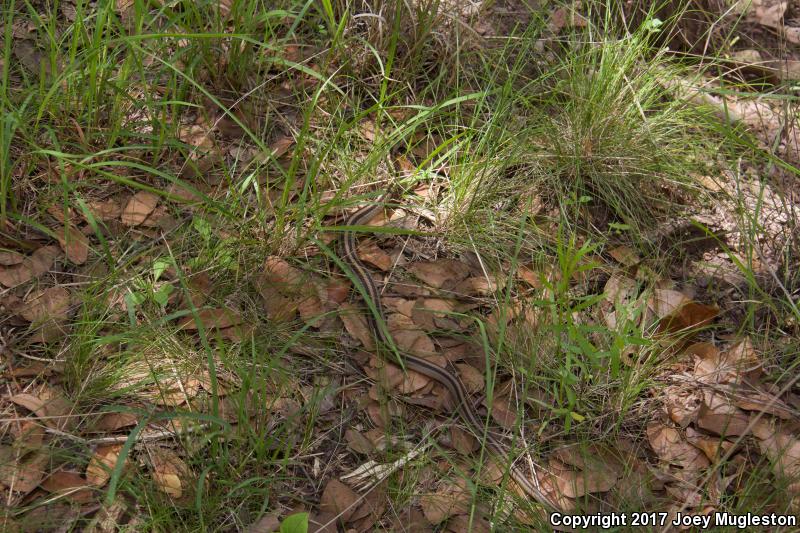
[339,189,557,512]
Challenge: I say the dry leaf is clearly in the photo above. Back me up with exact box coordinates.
[663,385,702,427]
[408,260,470,290]
[94,412,138,432]
[454,276,501,297]
[455,363,484,395]
[388,313,436,357]
[485,395,518,430]
[0,245,59,288]
[151,449,189,499]
[420,479,471,525]
[10,386,74,430]
[553,467,617,499]
[57,224,89,264]
[320,479,360,523]
[85,198,123,221]
[608,245,640,266]
[86,445,124,487]
[358,241,393,271]
[340,302,375,350]
[734,386,795,419]
[750,417,800,484]
[0,449,48,493]
[121,191,159,226]
[0,250,24,265]
[646,422,710,471]
[449,426,477,455]
[696,399,750,437]
[177,308,243,330]
[650,289,690,318]
[345,429,374,455]
[18,287,70,322]
[659,301,719,333]
[444,513,491,533]
[41,471,94,503]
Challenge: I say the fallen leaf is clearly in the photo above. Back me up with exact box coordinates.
[454,276,501,297]
[151,449,189,499]
[10,386,74,430]
[696,399,750,437]
[57,224,89,264]
[340,302,375,350]
[444,513,491,533]
[646,422,710,471]
[0,250,24,265]
[553,467,617,498]
[659,301,719,333]
[86,445,124,487]
[121,191,159,226]
[750,417,800,483]
[650,289,690,318]
[663,385,702,427]
[85,198,123,221]
[388,313,436,357]
[734,386,795,419]
[348,480,388,531]
[177,308,243,330]
[449,426,477,455]
[685,427,733,462]
[243,513,281,533]
[41,471,94,503]
[0,246,59,288]
[94,412,138,432]
[608,245,640,266]
[319,479,360,523]
[18,287,70,322]
[0,449,48,493]
[420,479,471,525]
[345,429,374,455]
[408,260,470,290]
[455,364,484,395]
[358,240,393,271]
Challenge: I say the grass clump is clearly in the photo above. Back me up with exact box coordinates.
[530,19,716,235]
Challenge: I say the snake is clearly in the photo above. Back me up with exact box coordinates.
[338,187,558,514]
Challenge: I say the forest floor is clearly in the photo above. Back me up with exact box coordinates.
[1,1,799,531]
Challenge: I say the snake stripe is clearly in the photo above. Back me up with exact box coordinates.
[339,190,556,512]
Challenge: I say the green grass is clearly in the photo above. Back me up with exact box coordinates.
[2,0,799,531]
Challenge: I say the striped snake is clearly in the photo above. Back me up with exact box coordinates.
[338,188,558,514]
